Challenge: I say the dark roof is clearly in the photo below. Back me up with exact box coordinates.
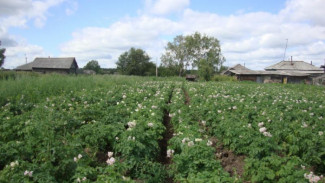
[222,64,251,75]
[15,62,34,71]
[229,64,250,71]
[265,61,323,71]
[15,57,78,70]
[33,57,78,69]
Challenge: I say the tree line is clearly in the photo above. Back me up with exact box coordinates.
[83,32,227,80]
[1,32,227,80]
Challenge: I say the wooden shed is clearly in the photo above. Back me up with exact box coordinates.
[221,64,251,76]
[186,74,197,81]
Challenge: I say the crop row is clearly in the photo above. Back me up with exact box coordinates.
[185,82,325,182]
[0,80,174,182]
[1,76,324,182]
[94,82,174,182]
[166,84,235,182]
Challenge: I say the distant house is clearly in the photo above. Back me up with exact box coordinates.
[265,61,324,76]
[83,69,96,75]
[223,61,324,84]
[234,70,310,84]
[221,64,251,76]
[15,57,78,74]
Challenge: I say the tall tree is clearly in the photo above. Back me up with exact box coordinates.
[198,58,214,81]
[116,47,154,76]
[185,32,224,70]
[160,35,188,76]
[0,48,5,68]
[161,32,225,79]
[83,60,101,74]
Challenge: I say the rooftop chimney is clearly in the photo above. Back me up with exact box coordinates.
[291,56,293,65]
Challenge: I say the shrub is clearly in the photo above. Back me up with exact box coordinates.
[212,75,237,82]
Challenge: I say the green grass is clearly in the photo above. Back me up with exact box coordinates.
[0,74,185,106]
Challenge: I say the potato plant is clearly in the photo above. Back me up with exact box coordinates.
[0,75,324,183]
[186,82,324,182]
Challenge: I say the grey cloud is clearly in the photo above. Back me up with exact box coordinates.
[0,28,18,47]
[0,37,18,47]
[0,0,32,17]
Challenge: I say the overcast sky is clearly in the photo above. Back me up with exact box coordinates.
[1,0,325,70]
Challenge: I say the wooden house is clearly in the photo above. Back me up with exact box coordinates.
[265,61,323,76]
[15,57,78,74]
[223,61,321,84]
[232,70,310,84]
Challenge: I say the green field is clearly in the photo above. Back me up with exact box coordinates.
[0,75,324,182]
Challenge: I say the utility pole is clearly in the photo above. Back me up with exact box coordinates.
[155,57,158,77]
[283,39,288,61]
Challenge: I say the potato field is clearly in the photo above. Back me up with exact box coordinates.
[0,75,324,182]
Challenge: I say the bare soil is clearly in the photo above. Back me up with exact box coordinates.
[158,91,174,183]
[93,143,114,164]
[158,109,173,165]
[210,137,246,178]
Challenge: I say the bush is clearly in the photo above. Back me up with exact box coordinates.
[212,75,237,82]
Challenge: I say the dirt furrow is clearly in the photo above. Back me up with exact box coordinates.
[158,90,174,183]
[158,109,173,165]
[210,138,246,178]
[183,86,247,180]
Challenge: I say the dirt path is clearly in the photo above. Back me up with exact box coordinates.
[158,90,174,183]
